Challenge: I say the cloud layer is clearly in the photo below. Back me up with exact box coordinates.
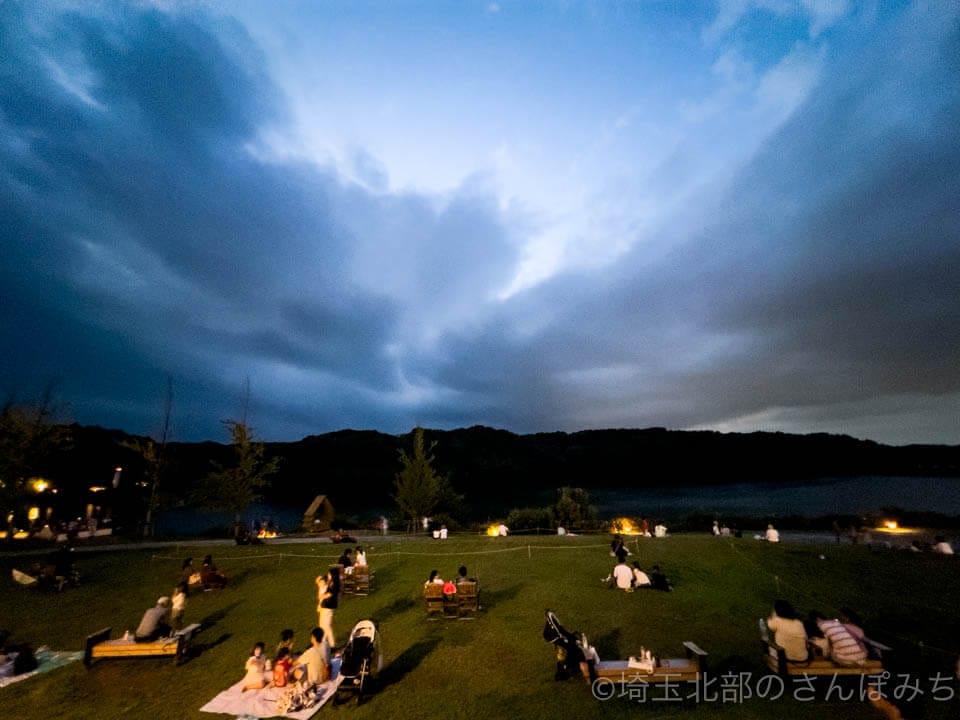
[1,1,957,445]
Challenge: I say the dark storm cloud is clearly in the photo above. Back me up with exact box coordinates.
[0,2,517,440]
[2,2,956,445]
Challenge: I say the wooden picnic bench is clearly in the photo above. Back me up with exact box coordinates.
[760,618,890,676]
[423,581,478,618]
[583,642,708,685]
[84,624,201,667]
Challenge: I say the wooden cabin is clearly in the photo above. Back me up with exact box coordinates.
[302,494,335,533]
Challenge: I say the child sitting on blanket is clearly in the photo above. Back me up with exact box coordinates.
[242,642,268,691]
[276,628,297,659]
[273,647,293,688]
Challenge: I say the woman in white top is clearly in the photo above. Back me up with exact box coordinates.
[242,642,268,690]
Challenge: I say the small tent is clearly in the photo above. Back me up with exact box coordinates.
[302,495,335,533]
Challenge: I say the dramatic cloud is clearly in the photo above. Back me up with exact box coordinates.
[1,1,957,444]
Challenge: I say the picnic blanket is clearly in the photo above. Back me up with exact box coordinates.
[200,660,342,719]
[0,649,83,689]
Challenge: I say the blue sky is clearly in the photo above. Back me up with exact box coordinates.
[1,0,958,445]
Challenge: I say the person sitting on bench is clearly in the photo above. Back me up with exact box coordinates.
[135,597,172,642]
[767,600,808,663]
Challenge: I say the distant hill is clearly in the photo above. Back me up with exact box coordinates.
[35,424,960,524]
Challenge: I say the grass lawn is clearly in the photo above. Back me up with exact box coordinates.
[1,534,959,719]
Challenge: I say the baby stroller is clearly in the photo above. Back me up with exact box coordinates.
[543,610,590,680]
[335,619,382,704]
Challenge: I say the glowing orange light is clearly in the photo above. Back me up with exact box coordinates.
[257,529,277,538]
[884,520,898,530]
[611,518,639,535]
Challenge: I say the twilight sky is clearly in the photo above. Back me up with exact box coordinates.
[1,1,958,445]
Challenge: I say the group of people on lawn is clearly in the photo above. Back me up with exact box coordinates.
[605,535,672,592]
[241,627,333,691]
[240,546,370,693]
[132,554,226,642]
[766,599,871,667]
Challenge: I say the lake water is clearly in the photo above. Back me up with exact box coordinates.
[590,476,960,519]
[152,476,960,536]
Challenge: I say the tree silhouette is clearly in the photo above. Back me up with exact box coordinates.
[394,427,443,533]
[191,418,279,537]
[0,385,70,535]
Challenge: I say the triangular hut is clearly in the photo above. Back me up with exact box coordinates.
[302,495,335,533]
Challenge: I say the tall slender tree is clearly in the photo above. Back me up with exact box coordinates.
[394,427,443,533]
[191,417,279,538]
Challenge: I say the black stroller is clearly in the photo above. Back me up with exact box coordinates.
[543,610,591,680]
[335,619,382,704]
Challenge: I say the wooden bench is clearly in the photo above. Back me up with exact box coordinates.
[353,568,375,595]
[456,581,479,618]
[424,583,445,617]
[760,618,890,676]
[584,642,708,685]
[84,624,201,667]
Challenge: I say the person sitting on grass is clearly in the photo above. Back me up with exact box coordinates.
[294,627,331,687]
[277,629,297,659]
[135,597,172,642]
[631,561,652,588]
[273,646,293,688]
[933,536,954,554]
[610,535,629,563]
[201,554,227,589]
[610,557,633,592]
[242,641,268,691]
[181,557,197,588]
[649,564,672,591]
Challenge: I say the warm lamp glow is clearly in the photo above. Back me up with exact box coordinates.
[611,518,639,535]
[27,506,40,521]
[487,524,500,537]
[32,479,49,493]
[89,486,107,493]
[884,520,898,529]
